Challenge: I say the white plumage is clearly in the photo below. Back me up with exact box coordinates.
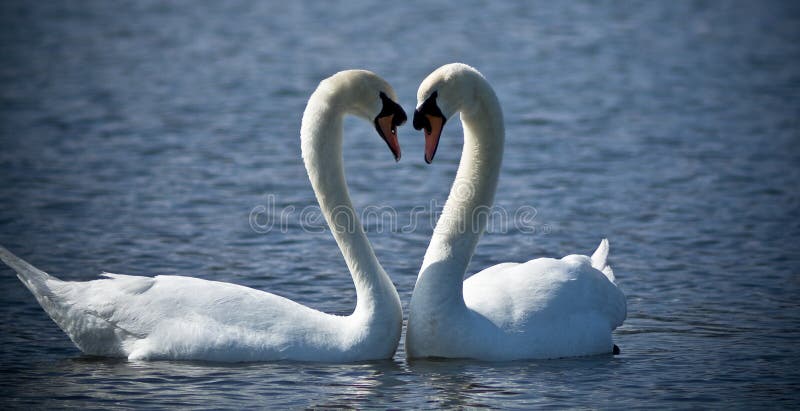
[0,70,404,362]
[406,63,627,360]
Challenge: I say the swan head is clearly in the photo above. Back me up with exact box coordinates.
[413,63,484,163]
[321,70,407,161]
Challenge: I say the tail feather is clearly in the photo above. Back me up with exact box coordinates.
[0,245,58,299]
[590,238,615,282]
[1,246,132,357]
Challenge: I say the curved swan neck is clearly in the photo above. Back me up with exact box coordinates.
[417,75,505,299]
[300,85,395,318]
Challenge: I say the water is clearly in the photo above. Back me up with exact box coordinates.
[1,0,798,408]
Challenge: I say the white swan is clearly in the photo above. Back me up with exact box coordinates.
[405,63,627,360]
[0,70,407,362]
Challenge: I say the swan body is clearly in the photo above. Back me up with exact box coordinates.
[0,70,407,362]
[405,63,626,360]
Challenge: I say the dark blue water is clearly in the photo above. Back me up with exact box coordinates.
[1,0,799,408]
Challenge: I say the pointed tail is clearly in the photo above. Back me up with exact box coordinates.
[0,245,58,299]
[590,238,615,282]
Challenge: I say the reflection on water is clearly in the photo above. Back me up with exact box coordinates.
[1,0,798,408]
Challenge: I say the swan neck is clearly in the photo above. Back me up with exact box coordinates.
[300,90,397,319]
[418,81,505,297]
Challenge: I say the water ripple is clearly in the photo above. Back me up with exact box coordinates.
[1,0,799,408]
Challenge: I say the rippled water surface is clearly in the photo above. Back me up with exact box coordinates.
[1,1,799,408]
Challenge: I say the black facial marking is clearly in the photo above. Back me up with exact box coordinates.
[373,92,407,161]
[413,90,446,132]
[376,92,407,126]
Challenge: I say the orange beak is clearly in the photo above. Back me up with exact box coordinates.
[423,114,444,164]
[376,114,401,161]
